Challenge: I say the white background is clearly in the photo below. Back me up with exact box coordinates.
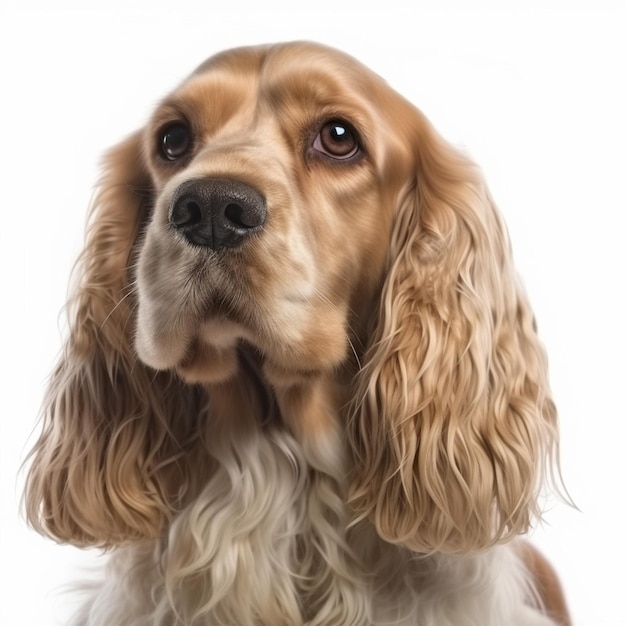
[1,2,624,625]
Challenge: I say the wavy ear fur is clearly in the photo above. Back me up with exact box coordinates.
[349,119,558,555]
[24,134,205,547]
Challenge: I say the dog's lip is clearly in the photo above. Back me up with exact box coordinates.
[134,314,193,371]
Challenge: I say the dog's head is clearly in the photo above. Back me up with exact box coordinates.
[135,43,413,385]
[25,42,558,555]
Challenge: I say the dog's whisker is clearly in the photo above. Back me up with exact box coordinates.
[98,289,134,333]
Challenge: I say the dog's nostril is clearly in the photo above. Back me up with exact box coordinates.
[224,203,244,228]
[224,203,251,229]
[172,200,202,229]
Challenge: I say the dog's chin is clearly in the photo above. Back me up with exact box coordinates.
[175,319,256,384]
[134,312,251,384]
[136,313,351,388]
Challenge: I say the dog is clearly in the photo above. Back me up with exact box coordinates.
[25,41,570,625]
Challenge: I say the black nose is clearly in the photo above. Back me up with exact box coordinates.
[169,178,266,249]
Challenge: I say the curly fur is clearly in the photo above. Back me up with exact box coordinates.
[24,42,568,625]
[349,129,558,554]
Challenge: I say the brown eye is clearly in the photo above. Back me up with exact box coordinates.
[313,120,360,160]
[160,122,192,161]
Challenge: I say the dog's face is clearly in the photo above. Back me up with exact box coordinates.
[136,43,413,385]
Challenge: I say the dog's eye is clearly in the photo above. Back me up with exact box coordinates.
[160,123,192,161]
[313,120,360,160]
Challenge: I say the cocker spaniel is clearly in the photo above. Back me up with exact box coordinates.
[25,42,570,625]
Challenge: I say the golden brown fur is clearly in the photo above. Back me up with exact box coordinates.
[518,542,572,626]
[24,42,566,625]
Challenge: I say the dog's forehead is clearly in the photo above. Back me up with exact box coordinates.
[188,41,382,102]
[192,43,269,78]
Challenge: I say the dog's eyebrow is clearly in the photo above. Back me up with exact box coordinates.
[150,100,188,126]
[149,73,258,138]
[262,68,352,111]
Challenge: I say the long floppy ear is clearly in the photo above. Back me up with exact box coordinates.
[349,118,558,555]
[24,133,204,548]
